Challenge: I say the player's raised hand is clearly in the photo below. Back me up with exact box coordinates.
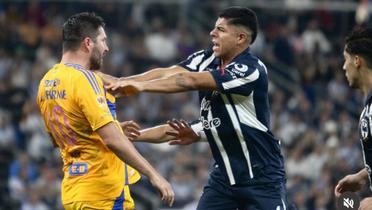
[106,80,142,97]
[120,120,141,141]
[166,119,200,145]
[149,173,175,207]
[334,173,365,198]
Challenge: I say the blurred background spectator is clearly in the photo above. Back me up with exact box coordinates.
[0,0,371,209]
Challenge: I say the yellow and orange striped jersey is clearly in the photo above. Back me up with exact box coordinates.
[37,63,124,204]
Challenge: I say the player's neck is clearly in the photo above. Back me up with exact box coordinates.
[60,51,90,70]
[360,69,372,97]
[220,46,248,69]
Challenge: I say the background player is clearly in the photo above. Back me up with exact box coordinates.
[334,27,372,210]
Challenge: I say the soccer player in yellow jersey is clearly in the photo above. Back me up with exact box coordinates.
[36,12,174,210]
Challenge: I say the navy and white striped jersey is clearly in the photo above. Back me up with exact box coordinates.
[178,48,285,185]
[359,94,372,190]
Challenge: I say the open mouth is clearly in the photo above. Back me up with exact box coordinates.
[212,40,220,50]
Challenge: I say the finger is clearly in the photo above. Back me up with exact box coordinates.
[104,84,112,89]
[168,140,181,145]
[130,130,141,136]
[127,134,139,140]
[126,127,141,134]
[165,131,179,137]
[180,119,189,128]
[168,188,174,207]
[165,188,172,207]
[335,184,343,197]
[175,119,186,129]
[168,121,180,130]
[169,191,174,207]
[129,121,141,129]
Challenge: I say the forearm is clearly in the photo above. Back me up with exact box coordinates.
[357,168,369,183]
[122,66,185,82]
[108,138,159,178]
[142,73,198,93]
[98,123,159,179]
[136,124,175,143]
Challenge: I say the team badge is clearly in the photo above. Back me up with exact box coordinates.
[360,118,369,140]
[96,96,107,107]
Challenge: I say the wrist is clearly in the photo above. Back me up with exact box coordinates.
[190,121,206,141]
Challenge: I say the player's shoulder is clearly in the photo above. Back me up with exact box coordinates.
[228,53,267,75]
[185,49,214,61]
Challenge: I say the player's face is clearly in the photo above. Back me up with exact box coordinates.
[343,49,360,89]
[89,27,109,70]
[210,18,240,59]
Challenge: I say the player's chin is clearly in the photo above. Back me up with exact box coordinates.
[212,50,221,57]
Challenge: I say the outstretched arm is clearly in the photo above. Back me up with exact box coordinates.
[108,71,217,96]
[123,65,188,82]
[126,119,205,145]
[334,168,369,198]
[131,124,176,143]
[96,65,188,86]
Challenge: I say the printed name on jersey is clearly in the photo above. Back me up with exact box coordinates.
[200,116,221,130]
[45,90,66,100]
[44,79,60,87]
[69,162,88,176]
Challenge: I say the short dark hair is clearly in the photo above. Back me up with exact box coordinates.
[62,12,105,52]
[218,7,258,44]
[345,27,372,68]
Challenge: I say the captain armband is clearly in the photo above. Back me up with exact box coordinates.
[189,121,207,142]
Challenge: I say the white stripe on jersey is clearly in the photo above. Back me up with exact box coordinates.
[208,107,236,185]
[222,69,259,90]
[282,199,287,210]
[186,54,205,71]
[199,54,215,72]
[275,199,287,210]
[221,94,254,179]
[258,59,268,74]
[231,93,268,132]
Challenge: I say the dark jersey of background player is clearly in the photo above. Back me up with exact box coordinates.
[359,94,372,188]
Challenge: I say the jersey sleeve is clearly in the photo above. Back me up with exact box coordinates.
[75,71,114,131]
[178,49,213,72]
[210,62,263,96]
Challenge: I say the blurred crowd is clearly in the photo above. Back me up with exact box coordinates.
[0,1,370,210]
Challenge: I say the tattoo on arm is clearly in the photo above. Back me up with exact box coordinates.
[175,74,189,88]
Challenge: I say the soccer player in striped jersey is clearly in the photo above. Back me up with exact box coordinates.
[36,12,174,210]
[104,7,288,210]
[334,27,372,210]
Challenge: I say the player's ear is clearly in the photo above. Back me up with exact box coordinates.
[82,37,93,52]
[237,32,250,45]
[354,55,362,69]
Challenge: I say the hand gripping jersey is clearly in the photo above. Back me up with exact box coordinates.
[37,63,124,204]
